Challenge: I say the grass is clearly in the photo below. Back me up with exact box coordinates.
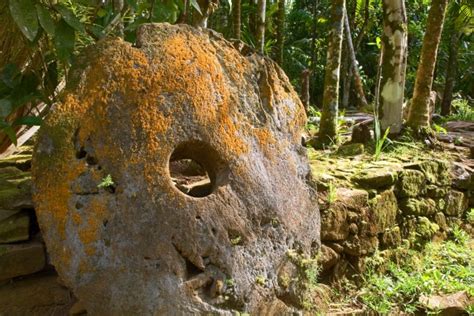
[446,98,474,122]
[358,227,474,314]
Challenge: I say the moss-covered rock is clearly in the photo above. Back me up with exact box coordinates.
[380,226,402,249]
[0,167,32,210]
[399,198,437,216]
[352,168,399,189]
[396,169,426,198]
[433,212,448,231]
[444,190,468,216]
[416,217,440,240]
[405,160,451,186]
[342,235,378,256]
[0,210,30,244]
[425,185,449,198]
[0,241,45,281]
[336,143,365,156]
[321,206,349,241]
[369,189,398,234]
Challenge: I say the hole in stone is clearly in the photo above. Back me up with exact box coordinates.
[86,155,98,166]
[169,140,228,198]
[76,147,87,159]
[185,257,203,279]
[75,201,83,210]
[103,219,109,227]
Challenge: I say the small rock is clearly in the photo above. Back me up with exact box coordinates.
[352,168,399,190]
[318,245,340,272]
[0,209,30,243]
[380,226,402,249]
[0,273,73,315]
[321,207,349,242]
[336,143,365,156]
[396,169,426,198]
[0,167,33,210]
[0,241,45,281]
[419,291,471,316]
[444,190,468,216]
[351,121,373,144]
[335,188,369,211]
[434,212,448,231]
[343,235,378,256]
[325,242,344,254]
[369,190,398,234]
[405,159,451,186]
[425,185,449,198]
[399,198,437,216]
[69,299,88,315]
[348,223,358,234]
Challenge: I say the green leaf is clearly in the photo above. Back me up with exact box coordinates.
[0,99,12,118]
[36,4,56,36]
[54,19,76,62]
[190,0,202,15]
[54,4,85,33]
[12,116,43,126]
[0,64,21,88]
[0,121,17,145]
[9,0,39,41]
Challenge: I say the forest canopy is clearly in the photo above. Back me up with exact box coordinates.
[0,0,473,150]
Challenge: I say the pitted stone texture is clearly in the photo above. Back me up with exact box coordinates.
[32,23,319,315]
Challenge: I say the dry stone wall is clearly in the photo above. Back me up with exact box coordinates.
[317,158,474,281]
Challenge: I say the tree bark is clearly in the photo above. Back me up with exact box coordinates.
[275,0,285,65]
[440,31,461,116]
[316,0,345,148]
[301,69,311,113]
[232,0,241,39]
[343,7,368,109]
[310,0,319,107]
[113,0,124,37]
[341,40,351,109]
[256,0,266,54]
[379,0,408,134]
[193,0,218,28]
[407,0,449,131]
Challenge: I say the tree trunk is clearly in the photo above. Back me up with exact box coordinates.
[113,0,124,37]
[310,0,319,107]
[343,7,368,109]
[341,40,351,109]
[275,0,285,65]
[440,31,461,116]
[407,0,448,131]
[193,0,217,28]
[232,0,241,39]
[379,0,408,134]
[316,0,345,148]
[301,69,311,113]
[256,0,266,54]
[249,0,257,36]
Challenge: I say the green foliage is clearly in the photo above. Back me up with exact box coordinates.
[373,114,391,161]
[327,181,336,204]
[467,208,474,224]
[359,229,474,314]
[447,98,474,121]
[98,174,114,189]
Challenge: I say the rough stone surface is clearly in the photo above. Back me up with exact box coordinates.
[405,160,451,186]
[399,198,437,216]
[419,291,471,316]
[318,244,340,272]
[352,168,399,189]
[0,272,74,315]
[0,166,33,210]
[0,241,45,281]
[32,23,319,314]
[336,143,364,156]
[321,205,349,241]
[396,169,426,198]
[444,190,468,216]
[369,189,398,234]
[0,209,30,243]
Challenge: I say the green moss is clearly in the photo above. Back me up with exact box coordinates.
[396,169,425,198]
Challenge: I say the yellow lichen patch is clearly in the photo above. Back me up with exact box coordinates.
[78,197,109,256]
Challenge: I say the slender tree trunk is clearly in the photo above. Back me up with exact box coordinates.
[275,0,285,65]
[232,0,241,39]
[249,0,257,36]
[178,0,189,23]
[354,0,369,52]
[193,0,217,28]
[407,0,448,131]
[316,0,345,148]
[379,0,408,134]
[441,32,461,116]
[343,7,368,109]
[341,41,351,109]
[256,0,266,54]
[301,69,311,113]
[113,0,124,37]
[310,0,319,107]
